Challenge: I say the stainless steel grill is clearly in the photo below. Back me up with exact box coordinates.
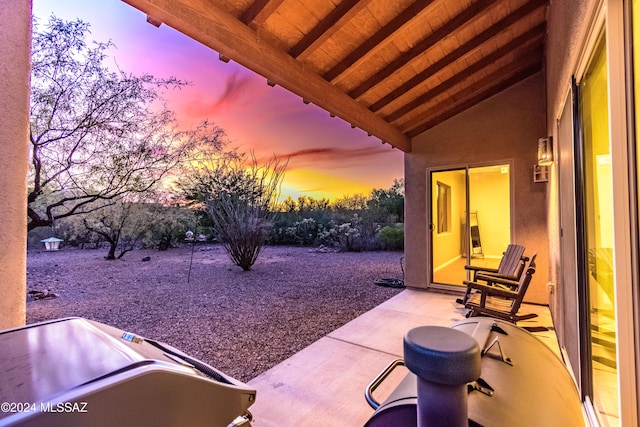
[0,317,255,427]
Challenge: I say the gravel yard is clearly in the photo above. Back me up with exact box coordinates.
[26,245,404,382]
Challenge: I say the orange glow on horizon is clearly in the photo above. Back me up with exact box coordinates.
[279,169,376,202]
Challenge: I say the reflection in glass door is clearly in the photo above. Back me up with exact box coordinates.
[579,31,619,424]
[431,165,511,287]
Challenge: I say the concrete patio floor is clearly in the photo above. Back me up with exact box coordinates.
[247,289,559,426]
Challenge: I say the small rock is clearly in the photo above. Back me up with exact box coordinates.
[142,256,151,262]
[27,289,58,301]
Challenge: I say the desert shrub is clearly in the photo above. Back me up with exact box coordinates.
[269,180,404,251]
[202,154,287,270]
[55,219,105,249]
[315,221,338,248]
[336,221,361,251]
[367,179,404,223]
[378,225,404,251]
[315,215,368,252]
[145,205,197,250]
[210,199,271,270]
[270,212,400,252]
[284,218,319,245]
[82,201,155,259]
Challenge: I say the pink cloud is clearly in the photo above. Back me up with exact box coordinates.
[170,70,256,121]
[259,146,391,171]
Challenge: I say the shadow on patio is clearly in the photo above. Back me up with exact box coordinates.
[247,289,558,426]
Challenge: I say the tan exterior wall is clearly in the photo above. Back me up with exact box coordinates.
[544,0,594,383]
[546,0,591,124]
[0,1,31,329]
[405,73,549,304]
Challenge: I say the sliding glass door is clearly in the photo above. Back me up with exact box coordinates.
[578,30,619,423]
[430,164,511,287]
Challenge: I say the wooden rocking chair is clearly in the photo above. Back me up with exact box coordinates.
[456,244,527,305]
[464,253,538,323]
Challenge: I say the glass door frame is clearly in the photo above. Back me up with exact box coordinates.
[571,0,639,424]
[427,161,515,291]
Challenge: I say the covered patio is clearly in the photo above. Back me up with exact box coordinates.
[2,0,639,425]
[247,289,557,425]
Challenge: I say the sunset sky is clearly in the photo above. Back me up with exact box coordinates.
[32,0,404,201]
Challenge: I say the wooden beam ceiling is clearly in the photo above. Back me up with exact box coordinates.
[406,53,544,137]
[289,0,370,61]
[241,0,285,29]
[350,0,502,101]
[383,25,547,122]
[364,0,546,110]
[121,0,549,153]
[322,0,438,84]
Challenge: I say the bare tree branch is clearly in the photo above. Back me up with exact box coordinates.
[27,17,215,231]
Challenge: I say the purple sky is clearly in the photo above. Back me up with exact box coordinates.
[33,0,404,201]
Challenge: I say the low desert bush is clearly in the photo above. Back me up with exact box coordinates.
[378,225,404,251]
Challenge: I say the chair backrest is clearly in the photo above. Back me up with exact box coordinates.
[497,244,526,276]
[509,253,537,312]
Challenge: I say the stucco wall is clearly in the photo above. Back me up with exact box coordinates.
[543,0,596,388]
[405,73,549,304]
[0,1,31,329]
[546,0,591,124]
[544,0,590,302]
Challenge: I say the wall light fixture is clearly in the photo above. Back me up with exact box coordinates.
[537,137,553,166]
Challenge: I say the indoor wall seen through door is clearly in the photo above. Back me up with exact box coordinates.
[431,165,511,287]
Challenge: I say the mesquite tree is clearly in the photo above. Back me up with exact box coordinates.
[81,198,197,259]
[82,199,153,260]
[28,17,209,231]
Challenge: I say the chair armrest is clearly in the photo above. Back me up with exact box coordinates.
[464,265,499,274]
[476,272,518,283]
[463,281,519,299]
[473,274,520,289]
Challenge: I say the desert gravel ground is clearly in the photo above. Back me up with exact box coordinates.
[26,245,404,382]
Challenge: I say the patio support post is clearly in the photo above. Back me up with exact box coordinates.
[0,0,32,329]
[404,326,481,427]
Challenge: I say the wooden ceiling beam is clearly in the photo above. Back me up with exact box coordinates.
[407,64,542,138]
[121,0,411,152]
[351,0,501,100]
[366,0,548,109]
[289,0,370,61]
[146,15,162,27]
[405,54,543,138]
[323,0,437,83]
[241,0,285,29]
[385,25,546,123]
